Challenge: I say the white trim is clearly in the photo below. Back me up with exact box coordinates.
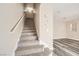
[39,40,53,56]
[13,16,24,56]
[39,40,53,50]
[39,40,48,48]
[68,38,79,41]
[53,37,67,40]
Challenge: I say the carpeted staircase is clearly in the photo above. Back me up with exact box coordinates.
[15,18,51,56]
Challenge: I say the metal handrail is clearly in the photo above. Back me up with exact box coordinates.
[10,16,24,32]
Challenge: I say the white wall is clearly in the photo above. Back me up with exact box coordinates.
[53,17,79,41]
[39,3,53,50]
[34,4,40,37]
[53,3,79,40]
[53,19,66,39]
[0,3,24,55]
[66,20,79,40]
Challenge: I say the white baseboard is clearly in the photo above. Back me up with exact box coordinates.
[13,16,24,56]
[39,40,48,48]
[53,37,67,40]
[39,40,53,50]
[68,38,79,41]
[39,40,53,56]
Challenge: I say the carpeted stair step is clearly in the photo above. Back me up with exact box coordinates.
[22,30,36,33]
[15,45,44,56]
[21,32,37,36]
[18,40,39,47]
[23,27,35,30]
[26,48,52,56]
[20,35,37,40]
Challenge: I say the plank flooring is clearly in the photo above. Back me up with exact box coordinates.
[53,38,79,56]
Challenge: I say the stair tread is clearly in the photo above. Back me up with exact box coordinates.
[16,45,44,51]
[20,36,37,40]
[22,32,36,33]
[21,34,37,36]
[22,30,35,32]
[22,31,36,33]
[18,40,40,47]
[15,48,44,56]
[19,40,39,43]
[21,34,37,37]
[21,33,37,36]
[23,28,35,30]
[23,27,35,29]
[17,48,51,56]
[18,40,39,47]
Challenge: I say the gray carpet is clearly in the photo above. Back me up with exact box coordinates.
[15,18,51,56]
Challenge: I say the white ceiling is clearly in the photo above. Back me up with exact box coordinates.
[53,3,79,21]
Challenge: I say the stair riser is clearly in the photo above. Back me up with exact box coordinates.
[22,31,36,35]
[20,36,37,40]
[24,25,35,27]
[23,28,35,30]
[24,23,34,25]
[22,30,35,33]
[21,33,36,36]
[18,42,39,48]
[22,32,36,33]
[24,27,35,28]
[21,34,37,37]
[22,31,36,33]
[25,23,34,24]
[23,27,35,29]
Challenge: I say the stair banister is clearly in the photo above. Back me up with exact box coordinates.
[10,15,24,32]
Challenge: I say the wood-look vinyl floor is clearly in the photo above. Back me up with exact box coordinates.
[53,38,79,56]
